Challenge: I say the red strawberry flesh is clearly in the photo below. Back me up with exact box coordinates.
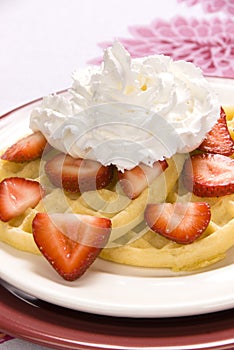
[32,213,111,281]
[45,153,114,193]
[144,202,211,244]
[182,153,234,197]
[0,177,45,222]
[118,160,168,199]
[199,107,234,156]
[1,132,47,162]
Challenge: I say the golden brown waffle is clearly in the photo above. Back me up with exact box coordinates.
[0,105,234,272]
[100,192,234,271]
[0,153,185,256]
[99,106,234,271]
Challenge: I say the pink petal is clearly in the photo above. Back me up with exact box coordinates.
[210,24,224,36]
[98,41,113,49]
[212,46,225,58]
[196,24,210,37]
[129,26,155,38]
[172,16,188,27]
[156,27,177,38]
[190,18,200,27]
[119,38,146,47]
[204,0,225,13]
[177,26,196,38]
[222,66,234,78]
[226,22,234,33]
[152,18,171,29]
[227,5,234,15]
[216,59,230,68]
[210,17,222,25]
[87,57,103,65]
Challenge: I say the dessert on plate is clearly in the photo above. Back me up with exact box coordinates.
[0,42,234,281]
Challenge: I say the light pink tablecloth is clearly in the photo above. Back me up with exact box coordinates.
[0,0,233,349]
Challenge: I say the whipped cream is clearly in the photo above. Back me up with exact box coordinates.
[30,41,220,171]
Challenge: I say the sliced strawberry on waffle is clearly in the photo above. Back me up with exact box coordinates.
[144,202,211,244]
[32,213,111,281]
[182,153,234,197]
[1,132,47,162]
[199,107,234,156]
[44,153,114,193]
[118,160,168,199]
[0,177,45,222]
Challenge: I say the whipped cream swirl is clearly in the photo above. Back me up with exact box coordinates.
[30,41,220,171]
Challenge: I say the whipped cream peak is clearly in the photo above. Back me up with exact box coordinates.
[30,41,220,171]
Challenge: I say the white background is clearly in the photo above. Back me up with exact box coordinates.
[0,0,203,115]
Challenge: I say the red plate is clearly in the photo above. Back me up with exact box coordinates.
[0,283,233,350]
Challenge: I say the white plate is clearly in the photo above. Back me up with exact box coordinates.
[0,77,234,318]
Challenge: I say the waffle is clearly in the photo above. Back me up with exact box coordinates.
[100,106,234,271]
[0,106,234,273]
[100,192,234,271]
[0,153,185,255]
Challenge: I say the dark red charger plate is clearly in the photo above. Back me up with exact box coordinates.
[0,283,233,350]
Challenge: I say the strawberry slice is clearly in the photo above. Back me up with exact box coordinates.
[182,153,234,197]
[118,160,168,199]
[1,131,47,162]
[32,213,112,281]
[199,107,234,156]
[44,153,114,193]
[144,202,211,244]
[0,177,45,222]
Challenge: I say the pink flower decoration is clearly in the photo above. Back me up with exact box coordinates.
[89,16,234,79]
[178,0,234,15]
